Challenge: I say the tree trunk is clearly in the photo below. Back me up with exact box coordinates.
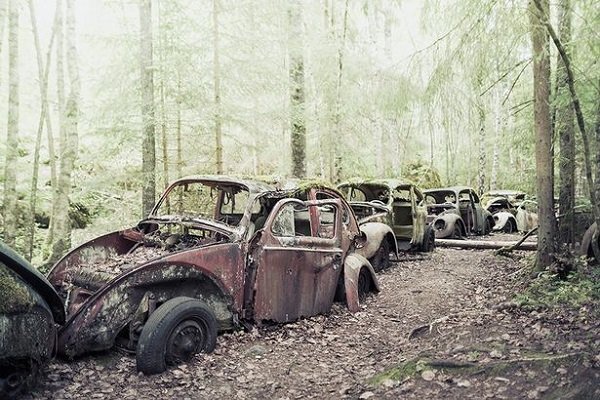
[331,0,349,182]
[555,0,575,246]
[157,1,169,193]
[2,0,19,247]
[477,103,486,195]
[140,0,156,217]
[46,0,81,265]
[27,0,57,260]
[213,0,223,174]
[176,75,183,179]
[436,239,537,251]
[529,0,556,269]
[288,0,306,178]
[47,0,66,253]
[0,0,7,61]
[592,90,600,260]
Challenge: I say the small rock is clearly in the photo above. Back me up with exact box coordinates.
[490,350,502,359]
[245,344,268,356]
[382,379,397,388]
[556,367,567,375]
[421,370,435,381]
[456,379,471,388]
[494,377,510,383]
[501,333,511,341]
[359,391,375,399]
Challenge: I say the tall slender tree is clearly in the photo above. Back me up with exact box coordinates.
[2,0,19,247]
[555,0,575,246]
[46,0,81,265]
[213,0,223,174]
[529,0,556,269]
[288,0,306,179]
[27,0,57,260]
[140,0,156,216]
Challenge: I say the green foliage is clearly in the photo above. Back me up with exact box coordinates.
[515,265,600,309]
[402,160,442,189]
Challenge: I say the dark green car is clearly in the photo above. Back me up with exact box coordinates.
[338,179,435,254]
[0,242,65,399]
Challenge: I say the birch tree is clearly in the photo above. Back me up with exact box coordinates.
[2,0,19,247]
[47,0,81,264]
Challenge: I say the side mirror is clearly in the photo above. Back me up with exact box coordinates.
[354,231,368,249]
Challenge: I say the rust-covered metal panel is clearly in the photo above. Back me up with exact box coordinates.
[55,242,243,358]
[250,199,345,322]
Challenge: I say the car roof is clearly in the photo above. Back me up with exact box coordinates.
[173,175,275,194]
[0,241,65,324]
[338,178,415,190]
[423,186,475,194]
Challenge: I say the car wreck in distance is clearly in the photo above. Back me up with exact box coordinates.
[1,242,65,399]
[423,187,495,238]
[47,176,392,374]
[337,179,434,265]
[482,190,538,233]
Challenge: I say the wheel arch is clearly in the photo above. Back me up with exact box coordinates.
[58,262,234,358]
[342,253,379,313]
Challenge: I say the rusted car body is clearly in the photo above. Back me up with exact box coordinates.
[338,180,434,258]
[47,176,387,374]
[423,187,495,238]
[483,191,538,233]
[1,242,65,399]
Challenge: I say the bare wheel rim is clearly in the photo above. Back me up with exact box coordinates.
[166,319,206,364]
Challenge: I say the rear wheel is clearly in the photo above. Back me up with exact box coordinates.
[502,220,515,233]
[369,240,390,272]
[420,226,435,252]
[484,219,492,235]
[136,297,218,375]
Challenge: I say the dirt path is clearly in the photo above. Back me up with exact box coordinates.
[28,244,599,400]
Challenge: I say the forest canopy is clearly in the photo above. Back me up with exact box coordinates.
[0,0,598,265]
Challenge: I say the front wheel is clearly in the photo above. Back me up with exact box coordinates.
[357,268,372,303]
[369,240,390,272]
[136,297,218,375]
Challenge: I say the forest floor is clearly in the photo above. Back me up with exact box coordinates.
[27,234,600,400]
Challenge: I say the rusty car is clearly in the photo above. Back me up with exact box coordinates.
[337,179,434,268]
[423,187,495,238]
[46,175,392,374]
[1,242,65,399]
[483,191,538,233]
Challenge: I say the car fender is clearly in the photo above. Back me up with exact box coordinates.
[57,256,236,358]
[492,211,514,231]
[354,222,398,259]
[432,213,463,238]
[343,253,380,312]
[580,222,597,259]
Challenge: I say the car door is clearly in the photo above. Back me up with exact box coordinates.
[470,190,485,232]
[250,198,344,323]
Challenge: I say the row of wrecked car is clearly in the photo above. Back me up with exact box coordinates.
[0,175,546,397]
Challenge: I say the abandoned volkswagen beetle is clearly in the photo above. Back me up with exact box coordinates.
[483,193,538,233]
[1,242,65,399]
[423,187,495,238]
[337,179,434,270]
[47,176,388,374]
